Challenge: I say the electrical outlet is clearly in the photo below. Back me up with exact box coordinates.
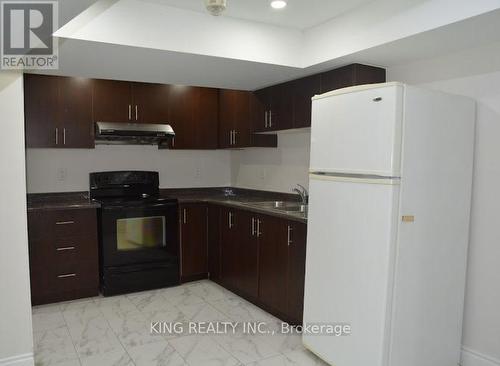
[195,167,201,180]
[57,168,67,181]
[259,169,266,181]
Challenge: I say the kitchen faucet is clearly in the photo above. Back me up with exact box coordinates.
[293,184,309,205]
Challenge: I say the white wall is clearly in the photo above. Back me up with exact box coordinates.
[26,146,231,193]
[230,130,311,193]
[388,49,500,366]
[0,73,34,366]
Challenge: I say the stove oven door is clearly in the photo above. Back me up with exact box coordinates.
[99,202,178,267]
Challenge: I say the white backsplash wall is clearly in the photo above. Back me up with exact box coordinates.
[388,42,500,366]
[230,129,311,193]
[26,145,232,193]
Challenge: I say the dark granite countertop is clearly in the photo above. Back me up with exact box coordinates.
[160,187,308,224]
[27,191,100,211]
[26,187,307,223]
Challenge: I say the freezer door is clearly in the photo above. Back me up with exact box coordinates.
[310,84,404,177]
[303,174,400,366]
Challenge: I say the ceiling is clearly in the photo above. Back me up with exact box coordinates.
[142,0,375,30]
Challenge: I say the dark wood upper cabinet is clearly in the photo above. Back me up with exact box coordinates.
[132,82,170,124]
[180,203,208,282]
[291,74,322,129]
[24,74,59,148]
[93,79,133,123]
[253,63,385,131]
[168,86,218,150]
[320,63,386,93]
[24,74,94,148]
[219,89,252,148]
[58,77,94,148]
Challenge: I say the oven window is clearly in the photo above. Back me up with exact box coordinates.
[116,216,166,251]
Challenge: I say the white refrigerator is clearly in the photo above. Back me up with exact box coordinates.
[302,82,475,366]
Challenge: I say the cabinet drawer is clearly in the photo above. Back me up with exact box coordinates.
[54,260,99,291]
[50,209,96,239]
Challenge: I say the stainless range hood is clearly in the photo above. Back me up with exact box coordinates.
[95,122,175,146]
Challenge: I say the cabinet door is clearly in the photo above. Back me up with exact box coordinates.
[292,74,321,129]
[234,210,259,298]
[58,77,94,148]
[271,82,293,130]
[286,222,307,324]
[93,79,133,123]
[218,89,236,148]
[194,87,219,149]
[180,203,208,281]
[258,215,288,315]
[220,207,237,289]
[320,64,386,94]
[252,88,271,132]
[132,82,170,124]
[233,91,252,148]
[207,204,221,281]
[168,86,196,149]
[24,74,59,148]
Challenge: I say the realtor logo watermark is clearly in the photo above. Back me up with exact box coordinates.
[1,1,58,70]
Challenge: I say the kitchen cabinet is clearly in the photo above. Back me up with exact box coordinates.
[179,203,208,282]
[320,63,386,93]
[207,204,221,281]
[168,86,219,150]
[24,74,94,148]
[253,63,386,131]
[291,74,322,129]
[28,208,99,305]
[286,221,307,325]
[258,215,289,315]
[220,207,238,289]
[219,207,259,298]
[132,82,170,123]
[93,80,170,124]
[219,89,252,148]
[93,79,133,123]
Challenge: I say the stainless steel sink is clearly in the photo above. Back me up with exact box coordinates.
[246,201,308,215]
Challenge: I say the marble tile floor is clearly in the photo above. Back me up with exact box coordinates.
[32,280,328,366]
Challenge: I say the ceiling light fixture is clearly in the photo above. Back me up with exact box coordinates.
[270,0,287,9]
[205,0,227,16]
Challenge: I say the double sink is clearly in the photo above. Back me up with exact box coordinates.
[242,200,308,219]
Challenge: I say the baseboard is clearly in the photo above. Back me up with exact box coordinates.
[461,347,500,366]
[0,353,34,366]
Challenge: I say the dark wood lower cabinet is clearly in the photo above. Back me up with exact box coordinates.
[212,206,308,324]
[28,208,99,305]
[179,203,208,282]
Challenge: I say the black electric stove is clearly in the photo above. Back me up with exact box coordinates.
[90,171,179,296]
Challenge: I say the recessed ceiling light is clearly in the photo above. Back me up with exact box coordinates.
[270,0,287,10]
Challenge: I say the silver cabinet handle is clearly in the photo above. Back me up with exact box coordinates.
[55,221,74,225]
[229,130,233,146]
[228,211,233,228]
[135,105,138,121]
[287,225,293,246]
[57,273,76,278]
[55,128,58,145]
[63,128,66,145]
[233,130,237,146]
[128,104,132,120]
[251,217,255,236]
[56,246,75,251]
[257,219,262,238]
[269,111,273,128]
[183,208,187,224]
[265,111,268,128]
